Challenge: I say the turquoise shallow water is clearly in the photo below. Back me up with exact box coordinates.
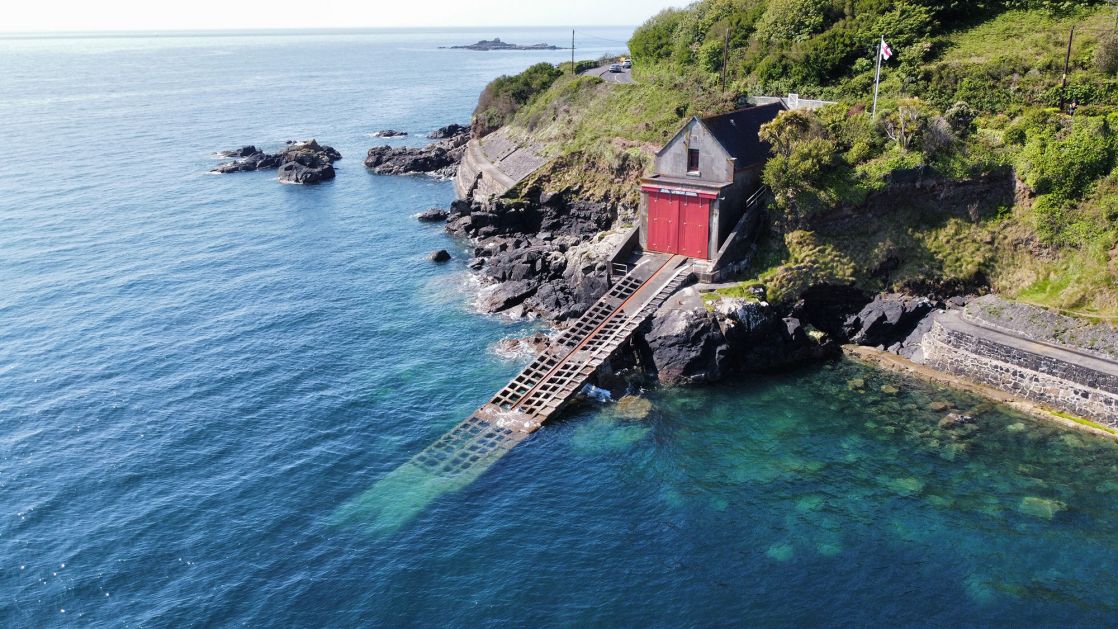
[3,28,1118,626]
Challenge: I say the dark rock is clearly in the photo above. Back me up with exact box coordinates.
[844,293,938,347]
[429,249,452,263]
[211,139,341,184]
[428,123,468,139]
[365,126,469,179]
[277,160,335,185]
[417,208,450,222]
[711,298,835,372]
[644,307,729,385]
[217,145,260,158]
[446,38,562,51]
[371,130,408,138]
[478,280,538,314]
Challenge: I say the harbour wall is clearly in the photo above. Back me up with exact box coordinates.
[921,309,1118,428]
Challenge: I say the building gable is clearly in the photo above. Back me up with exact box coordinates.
[654,117,734,183]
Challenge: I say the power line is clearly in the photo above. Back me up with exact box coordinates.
[573,31,630,46]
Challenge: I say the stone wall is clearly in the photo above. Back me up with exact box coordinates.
[922,315,1118,427]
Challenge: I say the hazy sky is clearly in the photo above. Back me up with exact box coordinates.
[3,0,684,33]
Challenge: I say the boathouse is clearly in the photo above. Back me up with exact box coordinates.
[639,102,785,260]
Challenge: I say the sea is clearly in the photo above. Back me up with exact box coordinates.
[3,27,1118,627]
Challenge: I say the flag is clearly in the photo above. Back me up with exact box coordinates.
[880,38,894,61]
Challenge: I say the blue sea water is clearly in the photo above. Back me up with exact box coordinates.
[3,27,1118,627]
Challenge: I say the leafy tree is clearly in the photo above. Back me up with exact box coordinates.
[754,0,829,44]
[629,8,686,63]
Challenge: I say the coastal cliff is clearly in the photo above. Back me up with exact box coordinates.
[405,0,1118,425]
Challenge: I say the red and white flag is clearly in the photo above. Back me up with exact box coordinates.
[880,38,894,61]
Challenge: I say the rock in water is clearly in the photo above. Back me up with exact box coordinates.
[428,123,468,139]
[217,145,260,158]
[211,138,341,185]
[417,208,450,222]
[371,130,408,138]
[429,249,452,263]
[644,306,729,385]
[615,396,653,420]
[365,126,470,179]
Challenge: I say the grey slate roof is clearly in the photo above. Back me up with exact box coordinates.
[699,102,786,167]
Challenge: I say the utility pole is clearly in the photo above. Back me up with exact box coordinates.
[571,29,575,75]
[1059,26,1075,112]
[720,28,730,93]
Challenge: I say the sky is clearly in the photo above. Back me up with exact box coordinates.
[1,0,684,33]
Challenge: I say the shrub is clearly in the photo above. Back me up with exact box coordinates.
[1096,33,1118,75]
[1018,116,1114,200]
[755,0,829,44]
[945,101,977,137]
[473,63,564,136]
[630,8,686,63]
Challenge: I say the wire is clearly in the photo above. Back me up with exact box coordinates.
[574,31,631,46]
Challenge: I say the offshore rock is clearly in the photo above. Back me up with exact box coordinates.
[371,129,407,138]
[364,126,470,179]
[428,249,452,263]
[217,145,260,158]
[212,139,341,184]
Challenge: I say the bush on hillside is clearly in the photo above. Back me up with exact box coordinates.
[754,0,829,44]
[629,8,687,63]
[473,63,564,137]
[1096,33,1118,74]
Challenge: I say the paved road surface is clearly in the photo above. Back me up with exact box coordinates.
[580,65,635,85]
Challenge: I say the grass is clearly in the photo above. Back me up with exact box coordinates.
[937,8,1111,68]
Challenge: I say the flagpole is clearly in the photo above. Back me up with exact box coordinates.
[872,36,883,120]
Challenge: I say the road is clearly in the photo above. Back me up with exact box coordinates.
[580,64,635,85]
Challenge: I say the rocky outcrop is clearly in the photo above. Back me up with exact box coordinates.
[364,127,470,179]
[643,307,729,385]
[370,130,407,138]
[429,249,451,263]
[842,293,938,349]
[211,139,341,184]
[445,38,562,51]
[428,124,468,139]
[445,194,622,321]
[417,208,450,222]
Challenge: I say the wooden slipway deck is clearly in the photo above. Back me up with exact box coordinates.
[408,253,693,479]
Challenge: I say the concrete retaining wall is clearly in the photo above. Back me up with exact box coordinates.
[922,312,1118,427]
[454,129,548,203]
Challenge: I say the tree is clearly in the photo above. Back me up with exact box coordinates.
[760,109,826,157]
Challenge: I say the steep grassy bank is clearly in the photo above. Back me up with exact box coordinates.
[471,0,1118,317]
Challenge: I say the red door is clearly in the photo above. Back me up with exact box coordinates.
[646,191,679,254]
[646,190,710,259]
[678,196,710,258]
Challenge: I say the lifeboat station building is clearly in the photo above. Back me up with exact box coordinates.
[639,102,785,261]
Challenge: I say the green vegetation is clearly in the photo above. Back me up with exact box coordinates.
[470,0,1118,317]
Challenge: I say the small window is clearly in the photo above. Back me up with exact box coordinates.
[687,149,700,174]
